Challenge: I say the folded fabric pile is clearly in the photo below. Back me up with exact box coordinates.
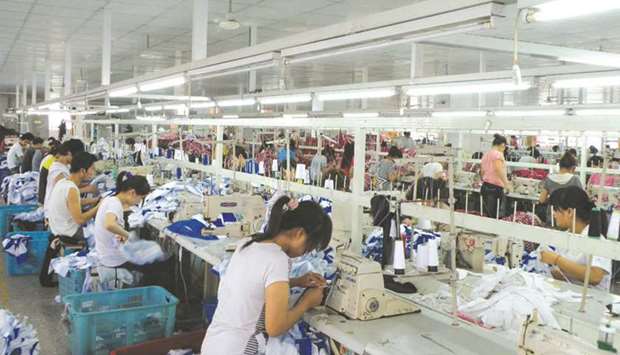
[120,240,166,265]
[12,207,45,223]
[49,251,97,278]
[459,268,580,331]
[165,214,238,240]
[1,172,38,205]
[0,309,39,355]
[2,234,31,264]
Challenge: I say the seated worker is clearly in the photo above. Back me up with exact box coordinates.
[539,186,611,290]
[374,146,402,190]
[7,132,34,174]
[539,152,582,204]
[201,196,332,354]
[21,136,43,173]
[37,140,60,205]
[95,172,169,286]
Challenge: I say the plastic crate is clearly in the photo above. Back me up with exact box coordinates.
[58,268,87,299]
[202,297,218,325]
[64,286,179,355]
[0,205,37,236]
[110,329,206,355]
[3,231,50,276]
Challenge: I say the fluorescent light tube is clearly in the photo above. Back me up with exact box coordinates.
[432,111,488,118]
[258,94,312,105]
[408,81,531,96]
[72,110,99,116]
[163,104,187,110]
[553,75,620,89]
[217,98,256,107]
[109,86,138,98]
[191,102,217,109]
[139,75,186,92]
[316,88,396,102]
[575,109,620,116]
[343,112,380,118]
[223,115,239,118]
[106,108,130,114]
[144,106,163,112]
[494,110,566,117]
[531,0,620,22]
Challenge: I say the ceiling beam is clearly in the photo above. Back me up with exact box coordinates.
[422,34,620,68]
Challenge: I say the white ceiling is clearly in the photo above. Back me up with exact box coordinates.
[1,0,620,102]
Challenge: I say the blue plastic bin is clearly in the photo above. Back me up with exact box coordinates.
[0,204,37,236]
[3,231,49,276]
[64,286,179,355]
[58,268,87,299]
[202,297,218,325]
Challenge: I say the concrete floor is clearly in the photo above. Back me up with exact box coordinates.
[0,253,71,355]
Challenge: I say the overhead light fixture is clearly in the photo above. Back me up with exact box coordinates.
[494,110,566,117]
[136,116,165,121]
[191,102,217,109]
[283,113,308,119]
[72,110,99,116]
[139,75,186,92]
[317,88,396,102]
[432,111,488,118]
[258,94,312,105]
[408,80,531,96]
[575,109,620,116]
[109,85,138,98]
[528,0,620,22]
[26,111,51,116]
[106,108,130,114]
[144,105,163,112]
[553,75,620,89]
[222,114,239,119]
[343,112,380,118]
[217,98,256,107]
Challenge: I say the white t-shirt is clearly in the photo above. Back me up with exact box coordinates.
[202,239,290,355]
[558,225,612,291]
[6,143,23,170]
[47,179,80,236]
[94,196,127,267]
[44,161,70,211]
[422,162,443,178]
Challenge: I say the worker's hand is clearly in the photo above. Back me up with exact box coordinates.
[287,199,299,211]
[115,234,128,243]
[540,250,559,265]
[82,184,98,194]
[293,272,326,288]
[300,287,324,310]
[504,183,513,193]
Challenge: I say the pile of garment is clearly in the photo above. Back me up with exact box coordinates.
[164,214,237,240]
[1,172,38,205]
[49,251,99,296]
[459,268,580,332]
[2,234,32,264]
[362,228,384,263]
[512,169,548,180]
[12,207,45,223]
[91,137,112,160]
[0,309,39,355]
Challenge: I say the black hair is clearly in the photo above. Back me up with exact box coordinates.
[559,153,577,170]
[56,141,73,156]
[125,137,136,146]
[549,186,596,224]
[116,171,151,196]
[527,146,541,159]
[341,142,354,170]
[404,132,411,137]
[32,137,44,145]
[589,156,604,167]
[243,196,332,253]
[567,148,577,157]
[492,134,507,146]
[20,132,34,141]
[65,139,85,155]
[552,145,560,153]
[388,146,402,159]
[472,152,484,159]
[69,152,98,174]
[289,139,297,150]
[589,146,599,155]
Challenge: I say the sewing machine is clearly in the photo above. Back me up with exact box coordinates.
[451,233,524,272]
[512,177,542,197]
[326,251,420,320]
[518,312,613,355]
[455,171,480,189]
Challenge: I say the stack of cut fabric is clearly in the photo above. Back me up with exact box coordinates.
[1,172,38,205]
[0,309,39,355]
[2,234,32,264]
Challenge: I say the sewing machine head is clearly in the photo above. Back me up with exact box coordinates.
[453,233,524,272]
[325,251,420,320]
[512,177,542,196]
[455,171,480,189]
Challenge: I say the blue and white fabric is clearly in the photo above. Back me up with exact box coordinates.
[362,227,384,263]
[49,251,96,278]
[1,172,38,205]
[2,234,31,264]
[12,207,45,223]
[120,240,166,266]
[165,214,237,240]
[0,309,39,355]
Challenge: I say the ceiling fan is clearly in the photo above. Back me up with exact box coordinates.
[219,0,241,31]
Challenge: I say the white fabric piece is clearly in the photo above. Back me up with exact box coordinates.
[47,179,80,237]
[0,309,39,355]
[1,172,39,205]
[6,143,23,170]
[96,265,136,290]
[422,162,443,178]
[2,234,30,259]
[13,207,45,223]
[119,240,165,266]
[49,252,98,278]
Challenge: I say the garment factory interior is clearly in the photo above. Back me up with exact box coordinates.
[2,0,620,354]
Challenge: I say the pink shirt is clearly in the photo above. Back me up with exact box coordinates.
[481,149,505,187]
[590,174,617,187]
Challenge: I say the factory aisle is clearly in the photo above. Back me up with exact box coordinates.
[0,252,70,355]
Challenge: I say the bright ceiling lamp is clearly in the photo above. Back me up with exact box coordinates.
[258,94,312,105]
[529,0,620,22]
[494,110,566,117]
[575,108,620,116]
[408,80,531,96]
[217,98,256,107]
[72,110,99,116]
[223,115,239,118]
[432,111,488,118]
[316,88,396,102]
[139,75,186,92]
[191,102,217,109]
[144,105,163,112]
[106,108,130,114]
[109,85,138,98]
[343,112,380,118]
[553,75,620,89]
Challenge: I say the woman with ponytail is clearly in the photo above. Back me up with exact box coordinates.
[539,186,611,290]
[202,196,332,355]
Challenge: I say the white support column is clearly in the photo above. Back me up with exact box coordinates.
[15,85,20,109]
[350,127,367,254]
[478,52,487,108]
[360,67,368,110]
[31,73,37,105]
[90,123,95,144]
[22,79,27,107]
[114,123,120,159]
[457,132,464,172]
[192,0,208,61]
[64,42,72,96]
[44,65,51,101]
[249,25,258,93]
[579,138,588,186]
[102,7,111,86]
[311,95,323,112]
[151,124,158,151]
[215,125,224,186]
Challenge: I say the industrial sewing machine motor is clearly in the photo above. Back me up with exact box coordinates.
[325,251,420,320]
